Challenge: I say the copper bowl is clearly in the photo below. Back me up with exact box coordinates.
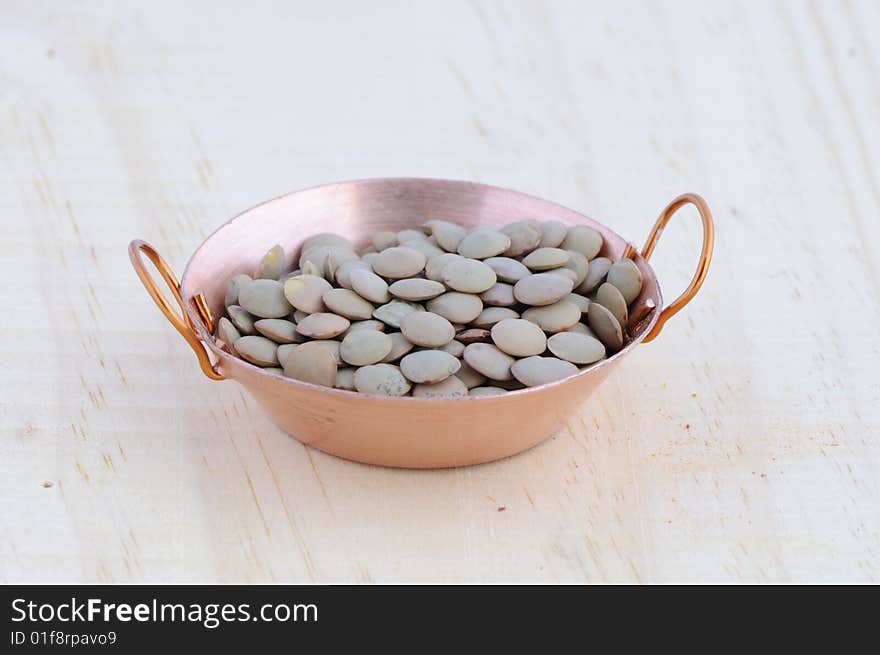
[130,178,714,468]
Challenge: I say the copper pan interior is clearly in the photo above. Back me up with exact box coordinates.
[180,178,662,395]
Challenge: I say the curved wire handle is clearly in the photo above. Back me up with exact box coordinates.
[625,193,715,343]
[128,239,225,380]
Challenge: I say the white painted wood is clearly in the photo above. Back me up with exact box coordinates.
[1,0,878,583]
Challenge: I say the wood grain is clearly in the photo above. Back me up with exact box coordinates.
[1,0,877,583]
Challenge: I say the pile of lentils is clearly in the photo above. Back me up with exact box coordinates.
[215,219,643,398]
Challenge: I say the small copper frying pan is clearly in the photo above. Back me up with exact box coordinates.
[129,178,713,468]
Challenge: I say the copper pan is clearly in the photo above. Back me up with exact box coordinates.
[129,178,714,468]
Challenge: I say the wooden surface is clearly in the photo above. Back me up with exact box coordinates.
[2,0,878,583]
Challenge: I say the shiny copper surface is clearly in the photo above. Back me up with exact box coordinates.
[130,178,714,468]
[629,193,714,343]
[129,240,224,381]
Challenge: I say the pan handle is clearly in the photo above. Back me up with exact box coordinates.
[624,193,714,343]
[128,239,226,380]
